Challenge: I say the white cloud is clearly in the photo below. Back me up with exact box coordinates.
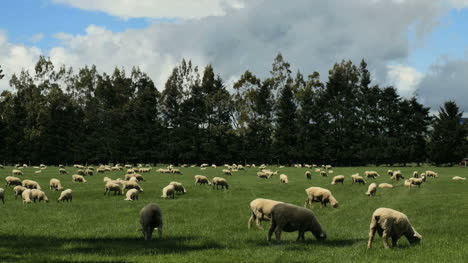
[52,0,246,19]
[386,65,424,97]
[29,33,44,43]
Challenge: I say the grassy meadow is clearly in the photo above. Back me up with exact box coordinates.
[0,165,467,263]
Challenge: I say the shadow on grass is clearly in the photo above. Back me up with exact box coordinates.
[247,238,366,248]
[0,234,224,262]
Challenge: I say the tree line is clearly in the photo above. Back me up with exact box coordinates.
[0,55,466,166]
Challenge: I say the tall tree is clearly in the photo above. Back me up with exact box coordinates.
[428,101,468,165]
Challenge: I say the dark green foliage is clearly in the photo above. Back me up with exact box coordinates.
[0,56,463,165]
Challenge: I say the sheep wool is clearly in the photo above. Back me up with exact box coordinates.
[248,198,283,230]
[305,187,339,208]
[140,203,163,241]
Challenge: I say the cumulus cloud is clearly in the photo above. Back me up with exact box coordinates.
[52,0,246,19]
[29,33,44,43]
[387,65,424,97]
[416,57,468,113]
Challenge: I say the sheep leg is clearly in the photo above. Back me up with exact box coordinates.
[274,227,282,241]
[296,231,305,241]
[248,213,256,230]
[382,230,390,249]
[267,221,276,241]
[391,237,397,247]
[367,228,376,248]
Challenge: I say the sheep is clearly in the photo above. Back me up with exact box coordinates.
[452,176,466,181]
[13,186,26,199]
[314,168,321,173]
[96,168,106,173]
[104,182,122,195]
[378,183,394,188]
[279,174,289,184]
[268,203,327,242]
[169,181,187,194]
[161,184,175,199]
[59,168,68,175]
[412,171,419,178]
[351,173,366,185]
[325,165,332,170]
[367,208,422,249]
[328,170,334,174]
[366,183,377,197]
[34,170,41,174]
[22,180,41,190]
[133,174,144,182]
[320,170,327,177]
[12,169,23,176]
[103,177,112,183]
[194,175,211,185]
[121,181,143,192]
[77,169,85,176]
[49,178,64,191]
[22,189,33,204]
[248,198,283,230]
[223,169,232,176]
[85,169,94,176]
[72,174,87,183]
[124,189,139,201]
[408,176,425,187]
[425,170,438,178]
[331,175,345,185]
[305,171,311,180]
[140,203,163,241]
[171,168,181,174]
[124,164,132,169]
[58,189,73,202]
[257,172,270,179]
[391,171,404,181]
[5,176,22,187]
[0,188,4,204]
[31,189,49,203]
[304,187,339,208]
[365,171,380,179]
[212,177,229,190]
[404,180,415,188]
[387,170,394,176]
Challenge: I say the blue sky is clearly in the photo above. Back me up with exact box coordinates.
[0,0,467,112]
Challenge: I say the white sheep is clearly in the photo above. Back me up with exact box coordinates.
[408,176,425,187]
[367,208,422,249]
[31,189,49,203]
[351,173,366,185]
[12,169,23,176]
[212,177,229,190]
[404,180,415,188]
[121,181,143,192]
[425,170,438,178]
[304,187,339,208]
[378,183,394,188]
[22,179,41,190]
[194,175,211,185]
[391,171,404,181]
[320,171,328,177]
[22,189,33,204]
[104,182,122,195]
[169,181,187,194]
[161,184,175,199]
[13,186,26,199]
[248,198,283,230]
[452,176,466,181]
[222,169,232,176]
[365,171,380,179]
[124,189,139,201]
[58,189,73,202]
[412,171,419,178]
[331,175,345,185]
[5,176,22,187]
[268,203,327,242]
[387,170,394,176]
[72,174,87,183]
[59,168,68,175]
[49,178,64,191]
[366,183,377,197]
[305,171,311,180]
[279,174,288,184]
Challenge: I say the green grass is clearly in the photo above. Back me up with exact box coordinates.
[0,165,467,262]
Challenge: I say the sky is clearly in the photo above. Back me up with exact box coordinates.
[0,0,468,113]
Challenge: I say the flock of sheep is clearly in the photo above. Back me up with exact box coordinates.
[1,163,465,249]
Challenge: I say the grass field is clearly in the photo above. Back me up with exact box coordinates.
[0,165,467,263]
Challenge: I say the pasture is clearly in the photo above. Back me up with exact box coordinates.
[0,165,467,263]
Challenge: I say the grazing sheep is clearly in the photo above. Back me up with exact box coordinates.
[85,169,94,176]
[304,187,339,208]
[124,189,139,201]
[387,170,394,176]
[425,171,438,178]
[305,171,311,180]
[257,172,270,179]
[365,171,380,179]
[248,198,283,230]
[331,175,345,185]
[49,179,64,191]
[139,203,163,241]
[404,180,415,188]
[59,168,68,175]
[367,208,422,249]
[378,183,394,189]
[452,176,466,181]
[31,189,49,203]
[268,203,327,242]
[351,174,366,185]
[328,170,334,174]
[13,186,26,199]
[34,170,41,174]
[212,177,229,190]
[320,171,327,177]
[223,169,232,176]
[169,181,186,194]
[171,168,181,174]
[103,177,112,183]
[104,182,122,195]
[325,165,332,170]
[5,176,22,187]
[391,171,404,181]
[0,188,4,204]
[22,180,41,190]
[194,175,211,185]
[161,184,175,199]
[96,168,106,173]
[314,168,321,173]
[58,189,73,202]
[366,183,377,197]
[12,169,23,176]
[121,181,143,192]
[279,174,289,184]
[133,174,144,182]
[77,169,85,176]
[22,189,33,204]
[412,171,419,178]
[408,177,425,187]
[72,174,87,183]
